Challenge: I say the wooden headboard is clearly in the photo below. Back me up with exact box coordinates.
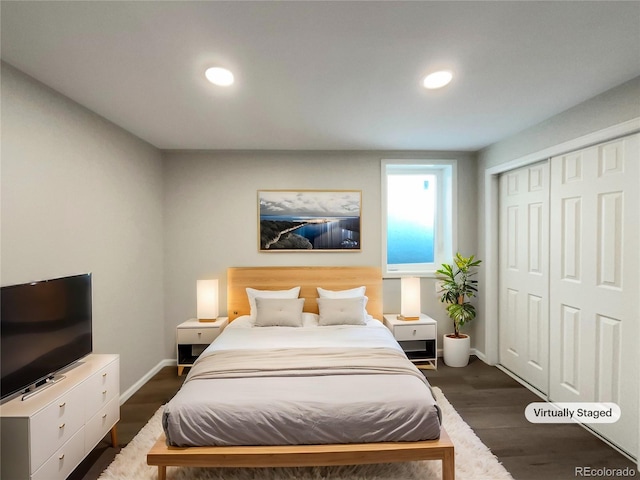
[227,266,382,321]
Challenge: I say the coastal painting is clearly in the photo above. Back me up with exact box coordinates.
[258,190,361,251]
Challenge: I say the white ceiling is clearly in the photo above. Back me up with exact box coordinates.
[2,1,639,151]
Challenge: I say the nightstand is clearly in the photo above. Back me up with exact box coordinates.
[383,314,437,369]
[176,317,228,375]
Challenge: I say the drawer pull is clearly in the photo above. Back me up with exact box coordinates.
[102,389,108,394]
[198,332,202,337]
[413,329,417,335]
[102,413,108,419]
[59,454,65,460]
[102,372,108,377]
[59,402,66,408]
[59,423,65,429]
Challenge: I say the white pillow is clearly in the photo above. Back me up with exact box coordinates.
[254,297,305,327]
[317,286,369,318]
[246,286,300,318]
[317,286,366,298]
[317,297,367,326]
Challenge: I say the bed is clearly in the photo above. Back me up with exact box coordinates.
[148,266,455,480]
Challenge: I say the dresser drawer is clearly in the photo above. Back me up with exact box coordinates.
[84,359,119,419]
[32,427,85,480]
[394,323,436,341]
[85,396,119,451]
[30,384,85,472]
[177,327,220,345]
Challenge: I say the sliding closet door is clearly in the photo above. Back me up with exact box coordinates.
[499,161,550,394]
[549,133,639,456]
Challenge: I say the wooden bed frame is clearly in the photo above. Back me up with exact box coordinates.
[147,266,455,480]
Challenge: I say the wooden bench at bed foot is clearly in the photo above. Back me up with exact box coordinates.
[147,427,455,480]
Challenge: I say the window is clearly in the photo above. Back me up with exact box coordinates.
[382,160,455,276]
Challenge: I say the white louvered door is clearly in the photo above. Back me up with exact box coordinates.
[499,161,550,394]
[549,133,639,456]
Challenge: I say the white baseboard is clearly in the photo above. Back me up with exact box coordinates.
[119,358,176,405]
[471,348,488,363]
[436,348,488,364]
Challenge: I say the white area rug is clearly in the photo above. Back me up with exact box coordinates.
[99,387,513,480]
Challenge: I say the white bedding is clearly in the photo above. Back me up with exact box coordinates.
[206,314,396,353]
[163,317,441,447]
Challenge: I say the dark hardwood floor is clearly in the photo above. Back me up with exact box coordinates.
[426,358,636,480]
[70,358,636,480]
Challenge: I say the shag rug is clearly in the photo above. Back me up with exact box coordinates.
[99,387,513,480]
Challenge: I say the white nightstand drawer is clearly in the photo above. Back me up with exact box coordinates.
[176,318,228,375]
[177,327,219,345]
[393,323,436,341]
[383,314,438,369]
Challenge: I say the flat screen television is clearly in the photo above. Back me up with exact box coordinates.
[1,273,92,400]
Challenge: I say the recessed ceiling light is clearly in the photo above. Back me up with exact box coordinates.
[205,67,234,87]
[423,70,453,89]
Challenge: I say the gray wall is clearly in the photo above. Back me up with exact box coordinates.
[475,76,640,358]
[1,60,480,390]
[1,63,165,393]
[162,150,478,357]
[479,77,640,169]
[11,54,635,387]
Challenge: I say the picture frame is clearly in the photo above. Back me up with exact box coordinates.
[258,190,361,251]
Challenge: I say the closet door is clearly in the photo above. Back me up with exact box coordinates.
[499,161,550,394]
[549,133,639,456]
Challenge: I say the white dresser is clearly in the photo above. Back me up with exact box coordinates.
[0,354,120,480]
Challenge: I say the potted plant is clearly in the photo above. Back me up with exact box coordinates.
[436,253,482,367]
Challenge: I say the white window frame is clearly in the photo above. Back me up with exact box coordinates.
[381,159,457,277]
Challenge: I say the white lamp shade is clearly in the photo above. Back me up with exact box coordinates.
[197,279,219,320]
[400,277,421,319]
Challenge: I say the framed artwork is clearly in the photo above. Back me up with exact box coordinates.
[258,190,361,251]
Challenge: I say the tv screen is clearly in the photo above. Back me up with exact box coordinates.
[1,273,92,400]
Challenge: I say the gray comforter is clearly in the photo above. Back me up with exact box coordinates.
[163,333,441,447]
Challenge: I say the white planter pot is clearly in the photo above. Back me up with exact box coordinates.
[443,334,470,367]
